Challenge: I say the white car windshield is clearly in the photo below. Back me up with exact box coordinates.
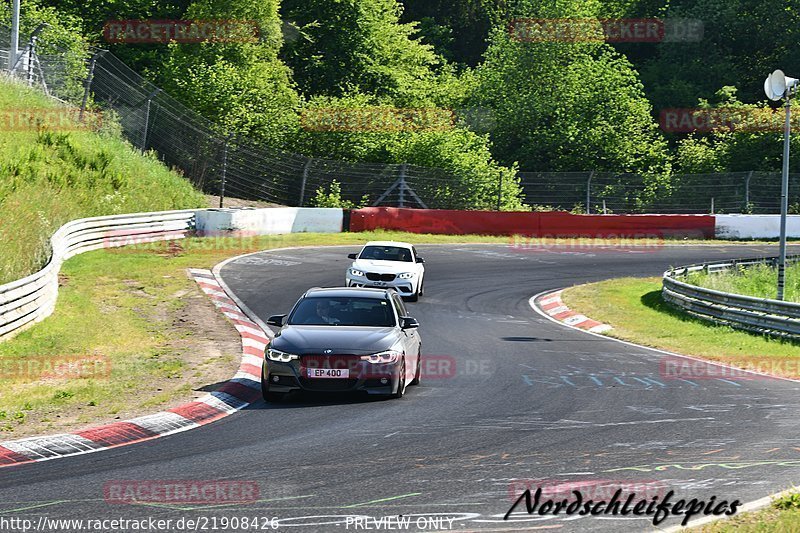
[359,246,413,262]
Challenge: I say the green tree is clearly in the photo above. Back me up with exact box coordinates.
[399,0,508,66]
[36,0,191,73]
[638,0,800,111]
[280,0,439,102]
[472,0,670,175]
[157,0,300,146]
[674,88,791,173]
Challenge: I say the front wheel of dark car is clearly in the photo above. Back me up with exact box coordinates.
[262,378,286,403]
[392,359,407,399]
[410,354,421,386]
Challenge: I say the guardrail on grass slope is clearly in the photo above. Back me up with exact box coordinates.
[662,255,800,338]
[0,207,346,341]
[0,210,198,339]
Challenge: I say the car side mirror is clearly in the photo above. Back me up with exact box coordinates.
[348,253,358,260]
[400,316,419,329]
[416,257,425,264]
[267,314,287,327]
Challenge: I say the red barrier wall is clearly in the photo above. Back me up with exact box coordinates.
[349,208,715,238]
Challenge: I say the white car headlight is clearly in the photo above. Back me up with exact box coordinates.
[398,272,415,279]
[360,350,401,364]
[267,348,299,363]
[349,268,365,277]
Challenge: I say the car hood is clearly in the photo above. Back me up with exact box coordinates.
[352,259,414,273]
[271,326,399,355]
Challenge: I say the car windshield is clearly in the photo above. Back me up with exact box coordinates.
[358,246,413,262]
[288,297,396,327]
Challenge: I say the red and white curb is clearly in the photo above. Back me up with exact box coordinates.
[534,290,612,334]
[0,268,270,468]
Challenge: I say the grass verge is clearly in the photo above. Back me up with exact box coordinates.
[561,277,800,376]
[685,263,800,302]
[693,492,800,532]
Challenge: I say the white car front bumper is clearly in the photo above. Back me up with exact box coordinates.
[345,272,417,295]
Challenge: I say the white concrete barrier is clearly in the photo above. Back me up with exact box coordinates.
[715,214,800,239]
[195,208,343,235]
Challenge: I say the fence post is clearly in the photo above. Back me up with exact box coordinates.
[744,171,753,212]
[140,88,161,153]
[496,171,503,211]
[80,49,106,122]
[26,37,35,86]
[218,136,230,209]
[298,158,312,206]
[398,164,408,208]
[586,171,595,214]
[711,197,715,214]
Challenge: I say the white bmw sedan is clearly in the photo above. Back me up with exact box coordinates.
[345,241,426,301]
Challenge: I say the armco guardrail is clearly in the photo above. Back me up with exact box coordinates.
[0,207,345,341]
[0,210,198,340]
[662,255,800,338]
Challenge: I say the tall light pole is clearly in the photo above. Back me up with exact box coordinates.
[9,0,20,73]
[764,69,798,300]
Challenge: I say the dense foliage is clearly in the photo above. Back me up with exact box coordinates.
[11,0,800,209]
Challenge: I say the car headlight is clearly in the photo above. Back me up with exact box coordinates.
[398,272,415,279]
[266,348,299,363]
[360,350,401,364]
[349,268,365,277]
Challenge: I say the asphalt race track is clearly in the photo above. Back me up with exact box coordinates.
[2,243,800,532]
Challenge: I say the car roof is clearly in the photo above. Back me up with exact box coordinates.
[362,241,414,248]
[304,287,393,299]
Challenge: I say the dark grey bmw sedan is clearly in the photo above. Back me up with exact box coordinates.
[261,287,422,402]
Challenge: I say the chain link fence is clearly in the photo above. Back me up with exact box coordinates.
[2,24,799,213]
[519,171,800,214]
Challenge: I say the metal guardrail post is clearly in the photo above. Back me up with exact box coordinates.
[744,171,753,212]
[140,88,161,153]
[586,171,594,214]
[298,158,312,207]
[218,136,230,209]
[80,50,106,122]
